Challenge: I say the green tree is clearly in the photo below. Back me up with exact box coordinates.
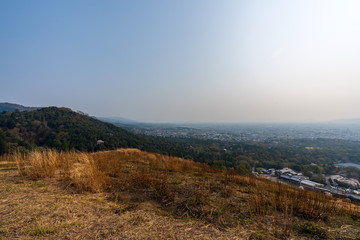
[0,131,7,155]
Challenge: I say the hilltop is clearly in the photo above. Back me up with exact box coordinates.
[1,149,360,239]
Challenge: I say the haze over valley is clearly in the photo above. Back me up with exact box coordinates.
[2,1,360,123]
[2,1,360,239]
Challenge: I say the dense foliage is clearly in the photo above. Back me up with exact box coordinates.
[0,107,147,152]
[155,137,360,178]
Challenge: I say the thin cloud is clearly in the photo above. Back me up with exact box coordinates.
[272,48,284,58]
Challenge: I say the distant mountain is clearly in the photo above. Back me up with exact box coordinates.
[0,107,154,153]
[322,118,360,126]
[97,116,137,125]
[333,119,360,124]
[0,102,41,112]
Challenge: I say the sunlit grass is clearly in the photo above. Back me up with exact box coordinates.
[9,148,360,238]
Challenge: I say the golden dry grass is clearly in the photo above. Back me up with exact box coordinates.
[2,148,360,239]
[0,170,252,239]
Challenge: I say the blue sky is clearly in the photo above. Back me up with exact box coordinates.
[1,0,360,122]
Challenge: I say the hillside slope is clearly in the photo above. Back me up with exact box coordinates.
[0,107,149,153]
[0,107,250,172]
[1,149,360,239]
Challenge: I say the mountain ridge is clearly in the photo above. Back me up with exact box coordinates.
[96,116,138,125]
[0,102,41,112]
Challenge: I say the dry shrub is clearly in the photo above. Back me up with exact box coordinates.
[57,151,72,179]
[152,173,174,201]
[14,150,58,178]
[13,150,109,192]
[92,152,122,178]
[131,166,152,189]
[68,153,109,192]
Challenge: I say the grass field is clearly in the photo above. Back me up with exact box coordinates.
[1,149,360,239]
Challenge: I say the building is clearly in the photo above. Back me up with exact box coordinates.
[275,167,297,176]
[300,179,324,189]
[280,174,303,186]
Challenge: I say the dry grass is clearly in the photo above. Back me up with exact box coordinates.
[14,150,58,178]
[4,148,360,239]
[0,154,17,171]
[0,170,250,239]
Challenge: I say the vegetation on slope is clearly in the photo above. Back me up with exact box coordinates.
[2,106,360,181]
[0,107,153,153]
[3,149,360,239]
[0,107,253,173]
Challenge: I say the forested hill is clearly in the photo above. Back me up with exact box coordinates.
[0,107,153,153]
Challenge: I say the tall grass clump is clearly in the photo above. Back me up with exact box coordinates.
[67,152,109,192]
[11,148,205,194]
[14,149,58,178]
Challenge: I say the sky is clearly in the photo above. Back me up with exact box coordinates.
[1,0,360,123]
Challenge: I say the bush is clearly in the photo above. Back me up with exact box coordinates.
[296,222,327,239]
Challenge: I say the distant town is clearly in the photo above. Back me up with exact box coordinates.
[121,122,360,142]
[256,165,360,203]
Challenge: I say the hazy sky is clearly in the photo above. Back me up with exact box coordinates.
[1,0,360,123]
